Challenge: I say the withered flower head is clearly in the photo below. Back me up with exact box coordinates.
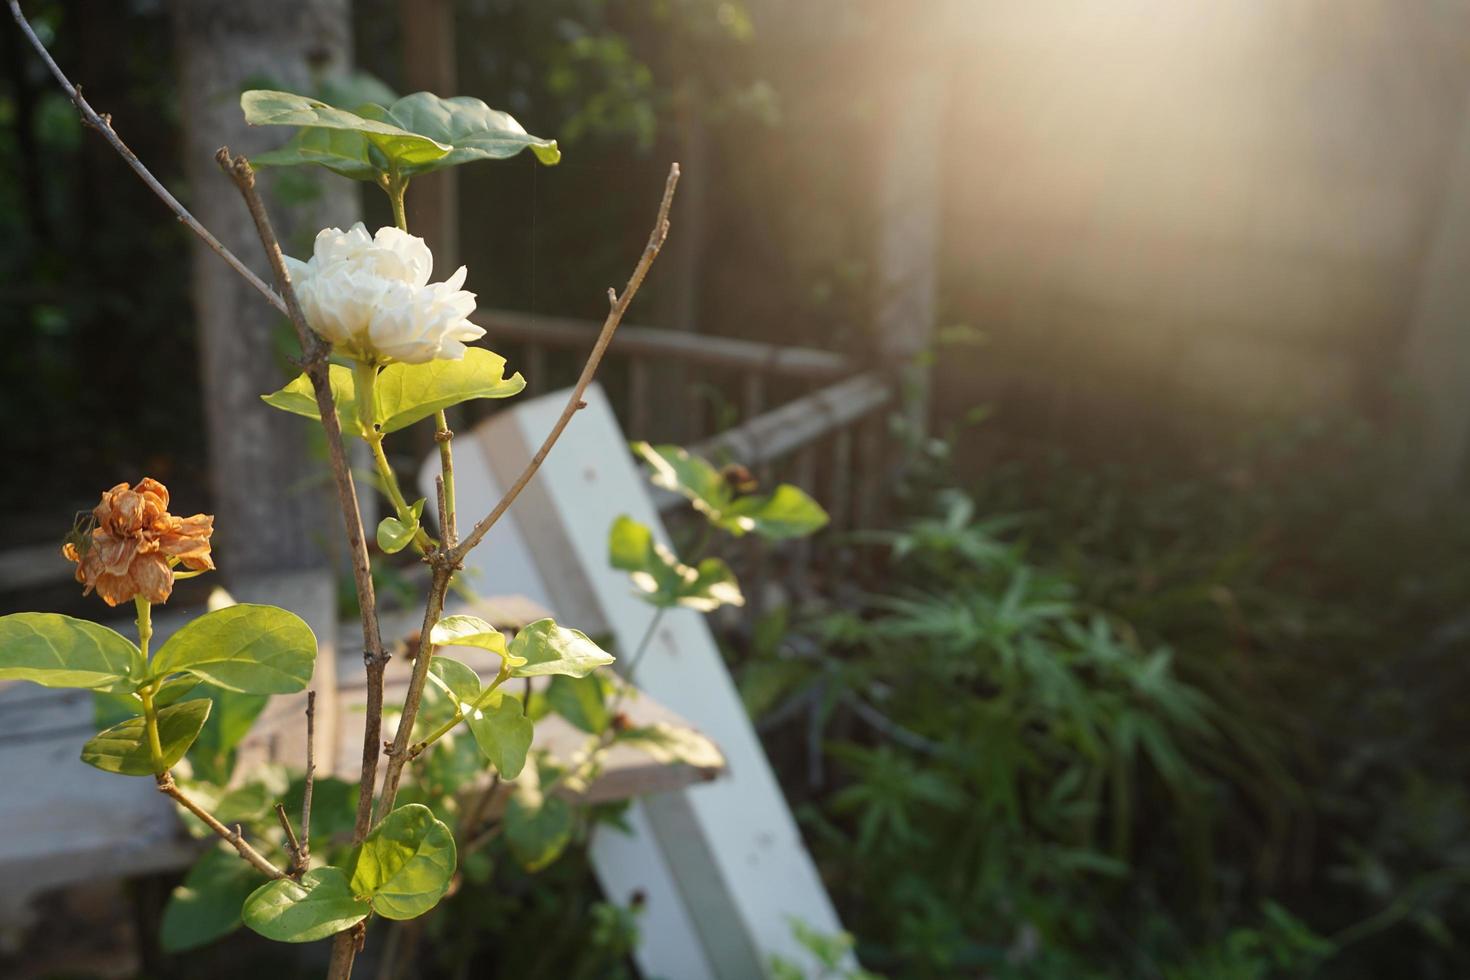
[61,477,214,607]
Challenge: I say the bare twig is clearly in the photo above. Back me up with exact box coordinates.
[300,690,316,868]
[5,0,285,315]
[157,773,285,880]
[215,151,389,852]
[448,163,681,563]
[274,803,305,875]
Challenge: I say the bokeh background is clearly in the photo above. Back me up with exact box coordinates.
[4,1,1470,978]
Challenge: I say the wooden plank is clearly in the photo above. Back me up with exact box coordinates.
[476,309,851,379]
[435,382,847,978]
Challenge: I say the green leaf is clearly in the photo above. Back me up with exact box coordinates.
[374,349,525,432]
[150,604,316,694]
[633,442,828,540]
[616,721,725,769]
[547,674,612,735]
[608,516,744,612]
[377,498,423,554]
[242,90,451,171]
[81,698,212,776]
[0,612,143,692]
[427,655,486,703]
[252,126,384,181]
[634,442,732,517]
[504,766,573,871]
[429,614,511,661]
[242,867,368,943]
[384,92,561,173]
[349,803,457,920]
[187,687,271,784]
[726,483,830,540]
[425,656,532,778]
[243,89,558,181]
[464,692,533,779]
[260,364,359,435]
[262,350,523,436]
[508,619,615,678]
[161,846,263,952]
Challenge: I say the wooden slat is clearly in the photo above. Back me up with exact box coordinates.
[477,309,851,380]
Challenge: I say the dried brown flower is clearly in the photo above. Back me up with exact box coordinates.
[61,478,214,607]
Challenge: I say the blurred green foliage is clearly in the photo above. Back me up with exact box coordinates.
[735,412,1470,978]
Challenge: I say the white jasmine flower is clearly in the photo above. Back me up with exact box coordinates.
[284,223,485,364]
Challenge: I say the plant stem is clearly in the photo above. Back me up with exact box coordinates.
[388,172,409,233]
[435,410,457,546]
[356,358,432,552]
[157,772,286,880]
[135,595,153,660]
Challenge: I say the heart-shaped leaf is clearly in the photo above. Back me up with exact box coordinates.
[260,364,360,434]
[429,614,512,662]
[464,692,533,779]
[426,656,532,778]
[427,655,486,703]
[161,845,263,952]
[377,498,425,555]
[150,604,316,694]
[262,350,523,435]
[633,442,829,540]
[81,697,212,775]
[508,619,614,679]
[725,483,829,540]
[244,90,558,181]
[546,674,613,735]
[349,803,457,920]
[0,612,143,692]
[373,350,525,432]
[608,515,745,612]
[242,866,368,943]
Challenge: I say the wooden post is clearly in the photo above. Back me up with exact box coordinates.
[873,63,945,442]
[399,0,458,267]
[171,0,359,579]
[1403,87,1470,495]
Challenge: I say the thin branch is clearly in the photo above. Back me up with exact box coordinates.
[157,773,285,880]
[449,162,681,563]
[457,772,502,852]
[300,690,316,868]
[374,568,452,819]
[5,0,285,315]
[215,150,389,850]
[274,803,305,875]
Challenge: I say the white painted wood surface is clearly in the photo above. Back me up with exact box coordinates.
[422,383,846,979]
